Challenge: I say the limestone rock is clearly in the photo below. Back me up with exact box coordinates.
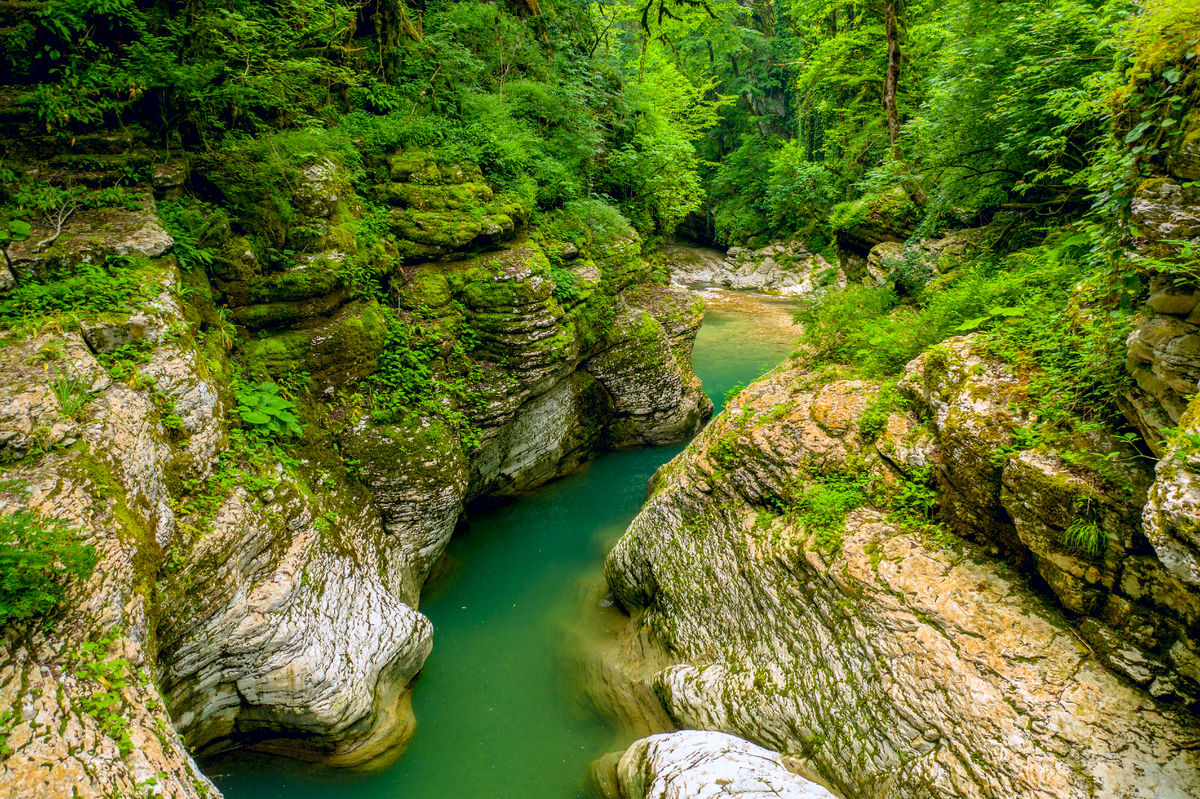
[586,287,712,447]
[158,481,433,769]
[862,232,980,286]
[898,337,1029,546]
[593,731,838,799]
[6,192,173,280]
[1143,399,1200,590]
[1132,177,1200,241]
[1125,274,1200,447]
[596,350,1200,798]
[382,151,530,260]
[296,158,343,218]
[665,242,840,297]
[341,415,469,599]
[1168,138,1200,182]
[0,311,222,796]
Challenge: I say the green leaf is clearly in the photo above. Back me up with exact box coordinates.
[240,409,271,425]
[1124,122,1151,143]
[988,306,1026,317]
[955,315,990,331]
[1163,68,1182,84]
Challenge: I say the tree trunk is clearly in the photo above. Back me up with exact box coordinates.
[883,0,902,160]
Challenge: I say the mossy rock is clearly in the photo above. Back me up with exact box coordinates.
[245,257,345,305]
[229,290,349,329]
[591,236,647,291]
[243,301,388,388]
[381,182,494,211]
[390,209,492,253]
[831,187,916,256]
[387,151,484,185]
[344,413,466,488]
[398,268,454,312]
[461,241,555,309]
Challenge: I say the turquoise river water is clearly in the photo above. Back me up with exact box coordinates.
[211,289,798,799]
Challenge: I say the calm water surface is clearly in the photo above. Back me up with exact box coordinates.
[210,290,797,799]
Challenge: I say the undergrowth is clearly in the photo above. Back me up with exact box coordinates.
[0,506,97,628]
[795,227,1143,482]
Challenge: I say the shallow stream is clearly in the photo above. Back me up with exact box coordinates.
[211,288,798,799]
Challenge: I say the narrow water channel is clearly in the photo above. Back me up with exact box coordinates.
[210,289,798,799]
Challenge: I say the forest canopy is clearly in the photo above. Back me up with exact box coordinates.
[1,0,1198,248]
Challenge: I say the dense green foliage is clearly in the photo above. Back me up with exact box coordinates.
[7,0,1194,252]
[234,381,303,439]
[0,507,97,627]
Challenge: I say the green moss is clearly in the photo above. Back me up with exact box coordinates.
[324,220,358,252]
[229,294,343,328]
[248,259,345,304]
[399,268,454,310]
[243,302,388,382]
[387,151,484,184]
[384,181,494,211]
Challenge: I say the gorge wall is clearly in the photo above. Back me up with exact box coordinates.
[584,65,1200,799]
[0,134,710,797]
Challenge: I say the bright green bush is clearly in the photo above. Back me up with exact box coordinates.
[235,382,303,439]
[0,509,97,627]
[538,199,632,249]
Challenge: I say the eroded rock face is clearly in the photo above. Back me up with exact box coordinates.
[585,286,712,448]
[1122,133,1200,449]
[665,242,841,296]
[2,146,715,797]
[595,345,1200,799]
[1,267,221,797]
[590,731,838,799]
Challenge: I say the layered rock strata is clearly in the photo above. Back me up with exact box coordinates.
[0,144,711,796]
[665,242,840,296]
[595,340,1200,798]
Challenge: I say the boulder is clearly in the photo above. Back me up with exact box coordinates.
[591,731,838,799]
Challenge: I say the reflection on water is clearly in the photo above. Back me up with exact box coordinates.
[209,290,798,799]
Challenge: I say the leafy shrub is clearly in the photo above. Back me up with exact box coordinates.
[539,199,632,249]
[709,136,778,245]
[0,509,97,627]
[766,144,838,235]
[235,381,302,439]
[72,633,133,756]
[858,382,909,444]
[790,474,871,549]
[549,265,581,303]
[0,256,153,329]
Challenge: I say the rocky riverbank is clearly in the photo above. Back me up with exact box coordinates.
[664,242,842,297]
[589,339,1200,797]
[0,142,711,797]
